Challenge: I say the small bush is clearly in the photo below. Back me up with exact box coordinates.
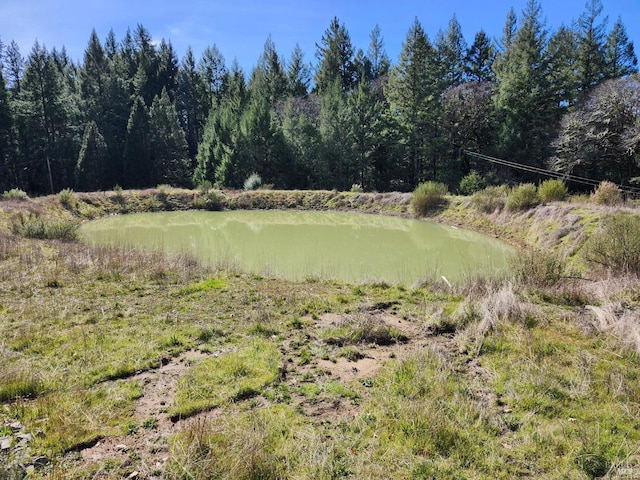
[411,181,448,216]
[193,189,224,211]
[12,214,79,241]
[592,180,623,205]
[509,248,566,287]
[1,188,29,201]
[538,179,568,202]
[458,171,487,196]
[58,188,76,207]
[350,183,363,193]
[471,185,508,213]
[506,183,539,211]
[244,173,262,191]
[583,213,640,274]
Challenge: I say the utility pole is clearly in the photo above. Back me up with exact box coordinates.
[46,157,54,194]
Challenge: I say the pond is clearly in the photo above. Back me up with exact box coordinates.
[78,210,513,286]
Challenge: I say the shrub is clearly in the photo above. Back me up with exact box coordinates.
[509,247,566,287]
[1,188,29,201]
[411,181,448,216]
[350,183,363,193]
[592,180,623,205]
[538,179,568,202]
[244,173,262,191]
[193,189,224,211]
[458,171,487,196]
[583,213,640,274]
[471,185,508,213]
[506,183,539,211]
[58,188,76,207]
[11,214,79,241]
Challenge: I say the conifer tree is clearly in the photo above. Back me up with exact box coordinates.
[366,25,391,80]
[436,15,467,88]
[198,45,227,109]
[0,63,14,191]
[465,30,496,82]
[75,120,108,191]
[149,88,190,186]
[493,0,556,169]
[604,17,638,79]
[123,96,151,188]
[287,44,311,97]
[314,17,356,93]
[385,18,440,185]
[177,47,207,159]
[4,40,24,93]
[576,0,607,93]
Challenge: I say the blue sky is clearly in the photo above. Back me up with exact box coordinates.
[1,0,638,74]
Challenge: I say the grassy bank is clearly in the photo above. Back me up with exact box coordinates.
[1,188,639,479]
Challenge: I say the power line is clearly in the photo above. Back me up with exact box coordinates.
[463,150,640,196]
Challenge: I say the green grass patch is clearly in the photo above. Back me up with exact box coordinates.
[171,339,282,418]
[173,276,227,296]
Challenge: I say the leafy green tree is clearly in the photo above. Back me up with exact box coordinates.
[604,17,638,79]
[314,17,356,93]
[385,17,440,186]
[123,96,151,188]
[149,88,191,186]
[75,120,108,191]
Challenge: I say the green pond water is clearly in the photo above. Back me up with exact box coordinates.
[78,210,513,286]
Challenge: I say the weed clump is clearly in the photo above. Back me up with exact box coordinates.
[509,247,566,287]
[411,181,448,216]
[506,183,539,211]
[193,188,225,211]
[538,179,568,202]
[471,185,508,213]
[591,180,623,205]
[58,188,76,208]
[1,188,29,201]
[323,314,407,346]
[583,212,640,275]
[11,213,79,241]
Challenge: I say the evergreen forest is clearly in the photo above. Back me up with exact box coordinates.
[0,0,638,196]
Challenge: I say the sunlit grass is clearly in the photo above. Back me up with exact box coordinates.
[171,339,282,419]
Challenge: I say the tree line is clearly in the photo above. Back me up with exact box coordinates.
[0,0,638,196]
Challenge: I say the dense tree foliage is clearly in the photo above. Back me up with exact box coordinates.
[0,1,638,195]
